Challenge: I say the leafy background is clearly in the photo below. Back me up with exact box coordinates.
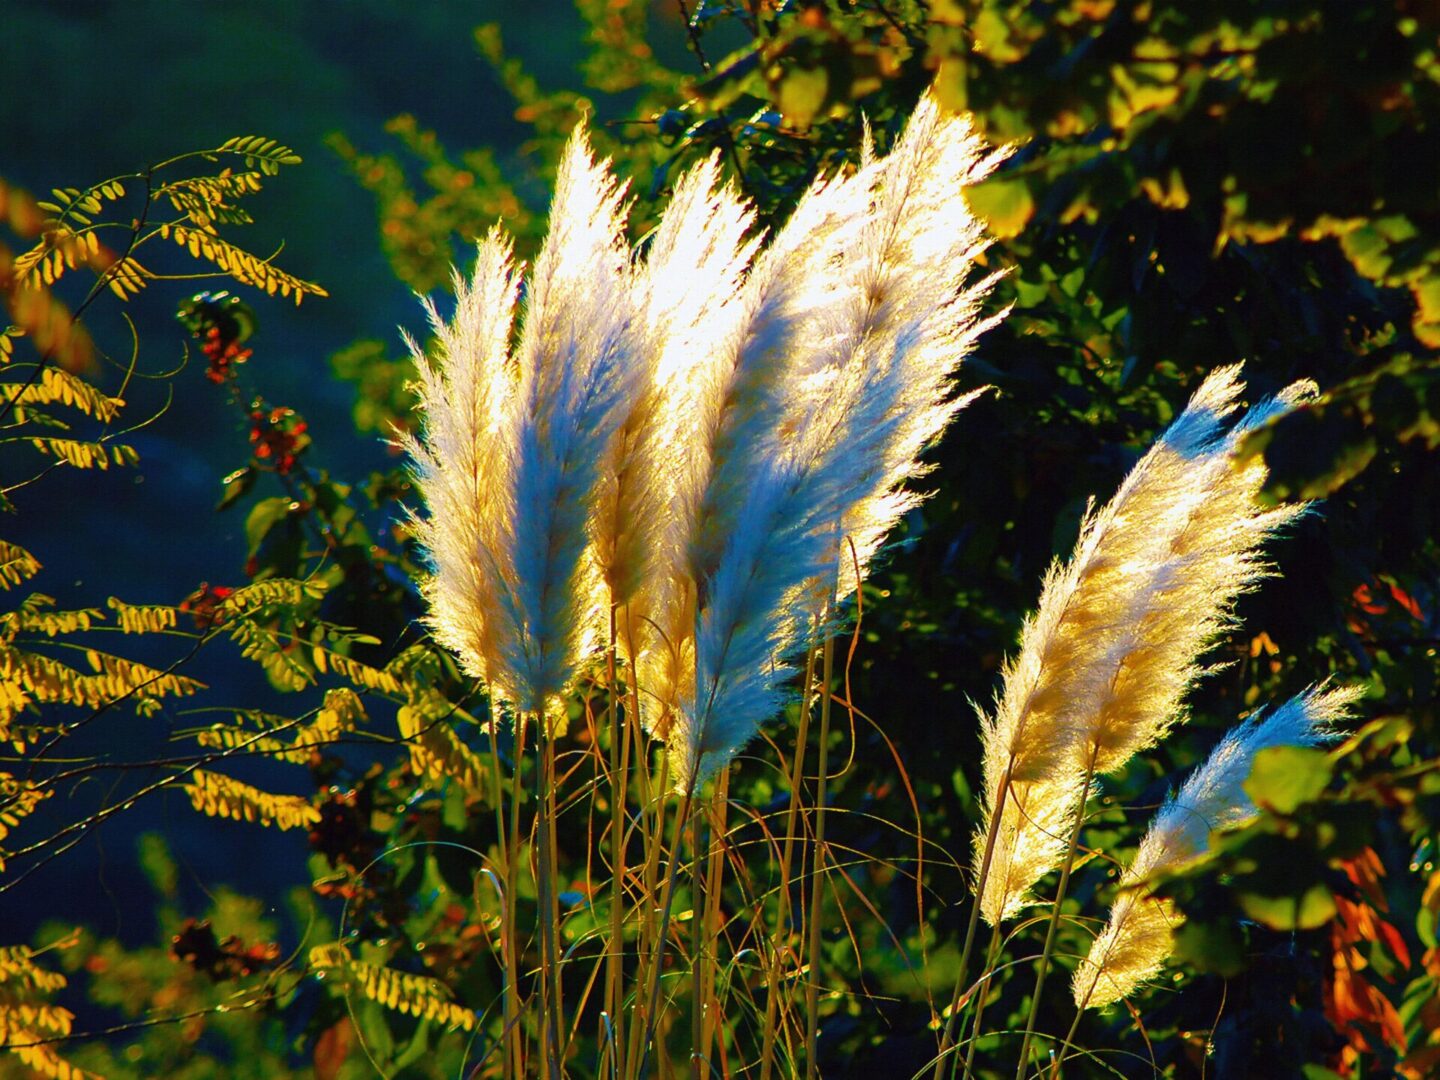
[1,1,1437,1077]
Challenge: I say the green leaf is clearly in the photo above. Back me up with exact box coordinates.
[1172,919,1247,976]
[1239,883,1337,931]
[245,496,295,556]
[217,465,257,511]
[1243,745,1333,815]
[965,176,1034,240]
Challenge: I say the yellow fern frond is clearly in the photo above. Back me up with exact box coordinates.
[0,368,122,422]
[0,595,102,638]
[216,136,303,175]
[226,621,314,691]
[183,770,319,830]
[0,541,41,590]
[0,327,21,364]
[0,945,68,993]
[160,172,263,230]
[219,578,328,617]
[0,1002,74,1039]
[104,257,153,300]
[0,775,52,866]
[307,941,353,969]
[106,598,177,634]
[397,694,490,797]
[161,224,327,304]
[81,650,204,705]
[318,687,366,727]
[7,1036,100,1080]
[0,643,199,711]
[315,650,402,695]
[194,724,294,762]
[27,437,138,469]
[195,691,361,763]
[0,670,33,748]
[308,946,476,1032]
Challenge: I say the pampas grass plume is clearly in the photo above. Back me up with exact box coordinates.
[1072,683,1361,1008]
[977,366,1318,923]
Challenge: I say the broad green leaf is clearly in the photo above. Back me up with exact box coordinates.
[1243,745,1333,814]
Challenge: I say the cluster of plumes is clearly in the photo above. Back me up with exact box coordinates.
[974,365,1320,925]
[1072,684,1361,1008]
[409,94,1007,786]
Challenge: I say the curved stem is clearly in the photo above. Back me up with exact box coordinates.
[804,633,837,1080]
[961,921,1004,1079]
[759,640,821,1080]
[536,722,563,1079]
[637,780,697,1080]
[933,765,1012,1080]
[1013,745,1099,1079]
[605,607,628,1069]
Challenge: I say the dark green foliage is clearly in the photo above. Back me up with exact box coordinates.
[1,2,1436,1078]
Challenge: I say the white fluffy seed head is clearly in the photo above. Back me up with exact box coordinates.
[1072,683,1361,1008]
[975,366,1320,924]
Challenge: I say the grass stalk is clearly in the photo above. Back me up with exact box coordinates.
[690,790,707,1080]
[637,779,698,1080]
[605,607,629,1069]
[697,770,730,1074]
[933,765,1013,1080]
[804,632,837,1080]
[508,717,530,1079]
[1013,745,1099,1079]
[758,639,821,1080]
[536,721,564,1079]
[489,711,518,1080]
[961,920,1003,1079]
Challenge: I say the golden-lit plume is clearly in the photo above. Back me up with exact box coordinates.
[410,95,1008,776]
[977,366,1318,923]
[602,157,758,735]
[1072,684,1360,1008]
[667,94,1006,788]
[408,123,640,723]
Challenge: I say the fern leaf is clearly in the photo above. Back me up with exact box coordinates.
[194,723,295,762]
[216,136,303,175]
[104,257,153,300]
[160,172,263,230]
[81,650,204,705]
[27,437,138,469]
[314,649,402,694]
[219,578,328,617]
[162,224,327,304]
[106,597,178,634]
[0,944,68,993]
[0,541,41,590]
[183,769,319,830]
[0,368,122,422]
[308,945,476,1031]
[397,692,490,797]
[225,620,315,691]
[194,690,363,764]
[0,595,102,638]
[0,774,51,865]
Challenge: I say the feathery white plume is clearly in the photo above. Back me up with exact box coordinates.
[976,366,1319,923]
[410,123,641,722]
[668,93,1006,787]
[1072,684,1361,1008]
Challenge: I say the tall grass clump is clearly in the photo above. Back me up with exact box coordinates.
[406,92,1354,1078]
[407,92,1006,1078]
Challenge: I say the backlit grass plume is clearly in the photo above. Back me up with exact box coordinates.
[1072,684,1361,1008]
[409,95,1007,777]
[407,126,639,722]
[976,366,1318,923]
[663,95,1005,787]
